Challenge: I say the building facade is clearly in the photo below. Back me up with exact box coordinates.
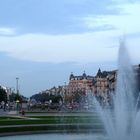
[67,72,95,95]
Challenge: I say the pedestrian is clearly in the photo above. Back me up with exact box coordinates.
[21,110,25,116]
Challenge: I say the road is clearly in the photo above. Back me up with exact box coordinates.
[0,109,9,116]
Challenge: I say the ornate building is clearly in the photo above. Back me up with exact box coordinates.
[67,72,95,95]
[94,69,117,105]
[94,69,117,93]
[67,69,117,97]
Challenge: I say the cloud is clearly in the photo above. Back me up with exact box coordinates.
[0,30,138,64]
[84,1,140,34]
[0,0,139,64]
[0,27,16,36]
[0,0,121,35]
[0,0,139,35]
[0,32,119,63]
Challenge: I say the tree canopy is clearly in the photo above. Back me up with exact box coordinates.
[0,87,7,102]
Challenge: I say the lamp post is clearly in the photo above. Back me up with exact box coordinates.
[16,77,19,95]
[16,99,19,114]
[16,77,20,114]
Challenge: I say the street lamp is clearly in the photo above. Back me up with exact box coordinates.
[16,99,20,114]
[16,77,19,95]
[16,77,20,114]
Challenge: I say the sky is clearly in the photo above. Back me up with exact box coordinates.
[0,0,140,97]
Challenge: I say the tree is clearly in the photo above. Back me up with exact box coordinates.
[0,87,7,102]
[15,94,22,102]
[31,92,51,103]
[50,94,63,104]
[9,92,16,102]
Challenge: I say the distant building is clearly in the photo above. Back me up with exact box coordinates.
[94,69,117,94]
[93,69,117,105]
[67,72,95,95]
[32,64,140,107]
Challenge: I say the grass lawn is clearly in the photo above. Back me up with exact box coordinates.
[0,116,22,120]
[0,116,101,126]
[0,114,103,134]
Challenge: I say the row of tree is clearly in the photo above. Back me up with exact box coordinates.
[0,86,25,103]
[30,92,63,104]
[31,89,86,105]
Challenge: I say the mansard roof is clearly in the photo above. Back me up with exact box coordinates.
[82,71,87,78]
[69,72,74,80]
[96,68,102,77]
[96,68,116,78]
[69,72,94,80]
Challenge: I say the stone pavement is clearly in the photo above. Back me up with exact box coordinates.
[7,111,17,115]
[0,109,17,116]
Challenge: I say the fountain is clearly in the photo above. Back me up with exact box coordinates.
[95,40,140,140]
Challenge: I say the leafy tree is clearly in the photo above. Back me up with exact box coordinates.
[9,92,26,103]
[31,92,63,104]
[0,87,7,102]
[9,92,16,102]
[51,95,63,104]
[15,94,22,102]
[31,92,51,103]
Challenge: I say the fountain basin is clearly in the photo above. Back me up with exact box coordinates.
[0,133,107,140]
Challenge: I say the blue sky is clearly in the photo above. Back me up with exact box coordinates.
[0,0,140,97]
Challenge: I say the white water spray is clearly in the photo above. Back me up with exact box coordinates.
[95,40,140,140]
